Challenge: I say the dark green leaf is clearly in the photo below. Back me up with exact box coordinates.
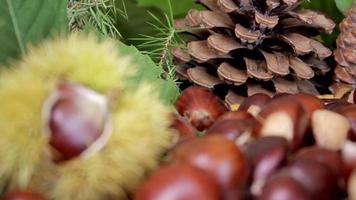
[0,0,68,65]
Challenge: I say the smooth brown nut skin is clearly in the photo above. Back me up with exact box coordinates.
[170,114,197,142]
[293,93,324,122]
[284,160,338,200]
[171,135,249,193]
[294,146,344,178]
[349,170,356,200]
[175,86,228,131]
[259,175,311,200]
[47,82,109,161]
[254,96,308,151]
[134,164,220,200]
[245,136,289,195]
[238,94,271,116]
[207,112,256,141]
[1,190,47,200]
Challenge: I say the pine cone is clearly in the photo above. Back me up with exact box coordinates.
[332,5,356,98]
[173,0,335,108]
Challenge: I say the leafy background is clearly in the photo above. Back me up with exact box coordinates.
[0,0,355,103]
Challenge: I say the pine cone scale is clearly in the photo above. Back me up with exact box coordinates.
[175,0,335,105]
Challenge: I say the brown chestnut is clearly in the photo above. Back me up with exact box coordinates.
[207,112,256,143]
[254,96,308,151]
[312,109,350,151]
[294,146,343,178]
[171,135,249,193]
[260,175,311,200]
[43,81,110,161]
[342,141,356,178]
[175,86,228,131]
[349,170,356,200]
[285,160,338,200]
[245,136,289,196]
[1,190,47,200]
[134,164,220,200]
[238,94,271,117]
[293,93,324,122]
[170,114,197,142]
[335,105,356,142]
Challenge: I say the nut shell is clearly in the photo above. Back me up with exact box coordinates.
[175,86,228,131]
[171,135,249,192]
[134,164,220,200]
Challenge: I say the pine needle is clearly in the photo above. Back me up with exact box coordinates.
[68,0,126,38]
[130,0,186,82]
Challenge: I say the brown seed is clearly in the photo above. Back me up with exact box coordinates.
[312,109,350,151]
[170,114,197,142]
[207,111,256,141]
[134,164,220,200]
[349,170,356,200]
[286,160,338,200]
[171,135,249,191]
[43,81,110,161]
[255,96,308,151]
[260,175,311,200]
[334,105,356,142]
[293,93,324,122]
[2,190,47,200]
[238,93,271,117]
[342,140,356,178]
[245,136,289,196]
[294,146,343,178]
[175,86,228,131]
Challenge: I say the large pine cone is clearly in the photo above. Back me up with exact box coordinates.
[173,0,335,108]
[332,5,356,98]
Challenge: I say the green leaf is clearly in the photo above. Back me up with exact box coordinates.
[335,0,355,15]
[137,0,201,17]
[0,0,68,65]
[117,41,179,104]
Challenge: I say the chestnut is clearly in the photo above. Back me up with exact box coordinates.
[342,141,356,178]
[238,94,271,117]
[260,175,311,200]
[245,136,289,196]
[43,81,111,161]
[1,190,47,200]
[175,86,228,131]
[134,164,220,200]
[334,104,356,142]
[293,93,324,122]
[349,170,356,200]
[171,135,249,193]
[207,112,256,142]
[285,160,338,200]
[294,146,343,178]
[312,109,350,151]
[254,96,308,151]
[170,114,197,142]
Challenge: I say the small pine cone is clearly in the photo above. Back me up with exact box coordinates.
[332,5,356,97]
[173,0,335,108]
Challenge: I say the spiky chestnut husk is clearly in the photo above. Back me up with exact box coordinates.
[0,35,173,200]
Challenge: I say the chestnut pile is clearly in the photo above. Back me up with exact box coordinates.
[134,86,356,200]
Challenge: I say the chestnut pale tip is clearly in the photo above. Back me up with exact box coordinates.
[42,81,112,162]
[312,109,350,151]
